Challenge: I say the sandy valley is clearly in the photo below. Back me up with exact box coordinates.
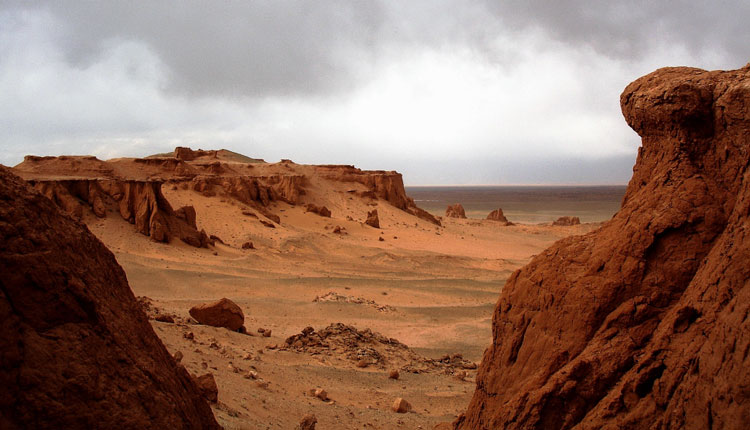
[12,148,598,429]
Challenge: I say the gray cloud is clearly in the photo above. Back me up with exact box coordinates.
[1,1,748,184]
[5,1,747,101]
[486,1,750,64]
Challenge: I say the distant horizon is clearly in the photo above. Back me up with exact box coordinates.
[405,183,628,187]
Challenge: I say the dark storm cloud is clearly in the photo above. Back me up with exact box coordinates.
[4,1,747,101]
[10,1,387,98]
[485,1,750,63]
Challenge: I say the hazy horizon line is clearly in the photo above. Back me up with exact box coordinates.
[404,183,629,187]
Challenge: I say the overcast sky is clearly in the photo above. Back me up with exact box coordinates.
[1,1,748,184]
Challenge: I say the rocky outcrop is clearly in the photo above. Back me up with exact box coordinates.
[445,203,466,219]
[366,209,380,228]
[174,146,219,161]
[457,66,750,429]
[29,179,211,248]
[191,174,305,206]
[552,215,581,226]
[305,203,331,217]
[317,165,441,225]
[486,208,509,223]
[0,166,219,429]
[189,298,245,331]
[317,165,411,210]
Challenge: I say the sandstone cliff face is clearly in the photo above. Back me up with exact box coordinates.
[457,66,750,429]
[29,179,211,247]
[0,166,219,429]
[317,165,442,226]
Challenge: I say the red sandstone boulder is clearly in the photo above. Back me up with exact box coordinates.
[0,166,219,429]
[486,208,509,223]
[445,203,466,218]
[189,298,245,331]
[552,215,581,226]
[456,65,750,429]
[305,203,331,217]
[193,373,219,403]
[365,209,380,228]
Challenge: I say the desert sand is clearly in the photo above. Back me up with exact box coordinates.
[11,149,598,429]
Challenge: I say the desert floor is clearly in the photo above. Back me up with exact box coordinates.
[86,191,599,429]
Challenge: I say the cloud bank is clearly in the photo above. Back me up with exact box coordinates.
[1,1,747,184]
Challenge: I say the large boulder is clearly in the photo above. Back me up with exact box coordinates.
[189,298,245,331]
[445,203,466,218]
[0,166,219,429]
[457,65,750,429]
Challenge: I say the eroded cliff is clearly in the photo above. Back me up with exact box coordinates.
[457,66,750,429]
[0,166,220,429]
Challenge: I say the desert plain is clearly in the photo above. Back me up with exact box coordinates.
[12,149,599,429]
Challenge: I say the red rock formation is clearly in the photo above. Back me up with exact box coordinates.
[174,146,218,161]
[317,165,411,210]
[28,179,211,247]
[445,203,466,219]
[486,208,509,223]
[189,298,245,331]
[0,166,219,429]
[457,65,750,429]
[192,175,305,206]
[366,209,380,228]
[306,203,332,217]
[552,215,581,226]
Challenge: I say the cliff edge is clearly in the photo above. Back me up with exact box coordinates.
[457,66,750,429]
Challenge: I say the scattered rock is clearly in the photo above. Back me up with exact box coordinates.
[173,351,184,363]
[365,209,380,228]
[378,237,384,241]
[332,225,345,234]
[241,210,257,218]
[244,371,258,380]
[445,203,466,218]
[389,369,400,380]
[313,291,395,312]
[260,220,275,228]
[258,327,272,337]
[392,398,412,413]
[314,388,329,401]
[297,414,317,430]
[552,216,580,226]
[189,298,245,331]
[193,373,219,403]
[455,370,467,381]
[306,203,332,217]
[241,241,254,249]
[155,314,175,323]
[184,331,195,340]
[356,359,370,368]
